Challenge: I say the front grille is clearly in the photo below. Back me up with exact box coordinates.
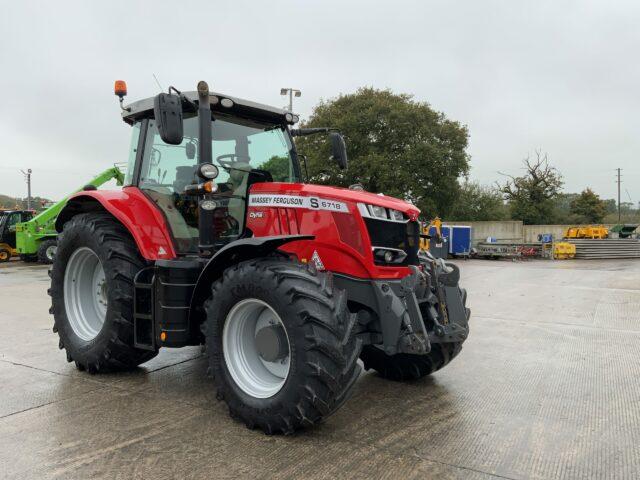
[364,218,420,265]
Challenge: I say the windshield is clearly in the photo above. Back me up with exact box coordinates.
[138,115,298,253]
[139,116,298,189]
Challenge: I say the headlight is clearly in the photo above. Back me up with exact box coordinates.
[388,209,404,222]
[357,203,407,223]
[197,163,219,180]
[372,247,408,264]
[220,98,234,108]
[369,205,387,219]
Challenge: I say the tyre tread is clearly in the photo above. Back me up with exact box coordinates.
[360,342,463,381]
[203,256,361,434]
[49,213,157,372]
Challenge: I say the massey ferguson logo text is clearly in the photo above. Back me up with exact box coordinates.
[251,196,304,206]
[248,195,348,213]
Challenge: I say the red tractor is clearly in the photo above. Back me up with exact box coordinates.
[49,80,470,434]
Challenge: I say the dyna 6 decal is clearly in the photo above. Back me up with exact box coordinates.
[248,194,348,213]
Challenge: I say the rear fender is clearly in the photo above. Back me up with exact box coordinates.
[55,188,177,260]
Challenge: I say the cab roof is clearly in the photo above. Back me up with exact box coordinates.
[121,91,294,126]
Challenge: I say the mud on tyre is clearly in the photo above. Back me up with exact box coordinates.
[49,212,158,372]
[202,257,362,435]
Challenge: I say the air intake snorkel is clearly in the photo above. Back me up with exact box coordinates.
[197,81,215,256]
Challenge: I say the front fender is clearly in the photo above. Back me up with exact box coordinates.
[189,235,314,318]
[55,187,177,260]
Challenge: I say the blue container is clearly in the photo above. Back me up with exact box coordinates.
[435,225,451,248]
[538,233,553,243]
[428,225,451,243]
[428,225,451,258]
[446,225,472,255]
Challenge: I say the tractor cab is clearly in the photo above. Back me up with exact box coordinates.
[118,82,345,256]
[126,113,298,253]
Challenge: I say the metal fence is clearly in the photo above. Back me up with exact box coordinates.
[442,220,617,247]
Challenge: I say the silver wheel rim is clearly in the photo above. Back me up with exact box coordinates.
[222,298,291,398]
[63,247,107,341]
[46,244,57,261]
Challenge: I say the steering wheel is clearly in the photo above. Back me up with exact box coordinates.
[216,153,251,170]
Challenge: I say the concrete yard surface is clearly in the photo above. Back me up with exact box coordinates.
[1,258,639,479]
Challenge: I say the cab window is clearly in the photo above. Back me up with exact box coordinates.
[138,114,297,254]
[123,123,141,186]
[139,117,201,253]
[7,213,20,232]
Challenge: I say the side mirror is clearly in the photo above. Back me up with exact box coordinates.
[329,132,348,170]
[153,93,183,145]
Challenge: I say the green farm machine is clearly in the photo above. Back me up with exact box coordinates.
[8,167,125,263]
[0,210,34,262]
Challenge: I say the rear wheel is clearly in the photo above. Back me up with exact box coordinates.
[37,238,57,264]
[203,257,362,434]
[49,213,158,372]
[0,248,10,262]
[360,342,463,381]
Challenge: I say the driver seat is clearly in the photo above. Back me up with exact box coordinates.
[173,166,197,193]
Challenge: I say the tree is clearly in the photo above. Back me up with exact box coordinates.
[552,193,580,224]
[258,155,290,182]
[448,180,509,221]
[295,88,470,218]
[499,151,563,225]
[603,198,617,215]
[569,188,607,223]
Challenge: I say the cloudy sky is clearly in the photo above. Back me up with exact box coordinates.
[1,1,639,204]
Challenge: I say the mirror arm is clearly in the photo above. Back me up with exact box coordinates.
[168,85,198,110]
[171,86,198,110]
[299,154,309,183]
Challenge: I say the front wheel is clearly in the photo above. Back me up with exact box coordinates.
[360,342,463,381]
[49,213,158,372]
[37,238,57,264]
[203,257,362,434]
[0,248,10,262]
